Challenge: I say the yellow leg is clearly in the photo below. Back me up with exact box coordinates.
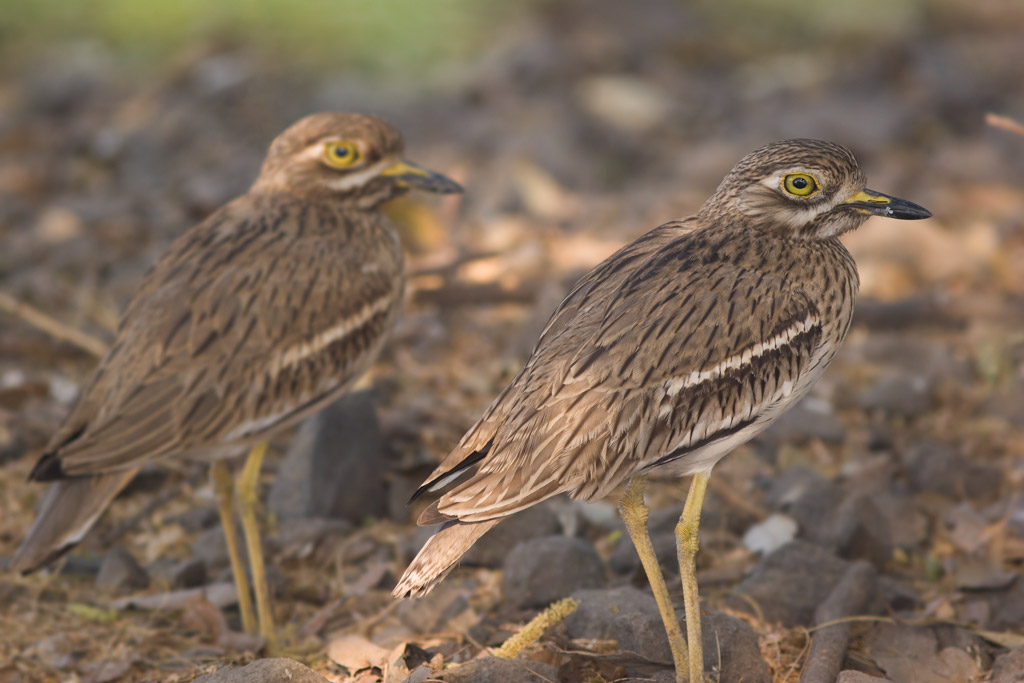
[210,460,257,636]
[620,475,689,682]
[676,471,710,683]
[237,442,276,650]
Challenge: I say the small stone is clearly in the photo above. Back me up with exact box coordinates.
[565,586,672,664]
[904,441,1002,501]
[193,526,236,571]
[503,536,605,609]
[767,469,893,569]
[757,396,845,445]
[728,541,853,626]
[268,391,390,523]
[980,576,1024,630]
[192,658,329,682]
[742,513,798,554]
[462,503,562,567]
[396,580,477,634]
[859,375,934,418]
[695,612,771,683]
[609,529,677,576]
[95,547,150,593]
[442,656,558,683]
[870,489,928,548]
[168,505,219,533]
[990,646,1024,683]
[164,558,208,589]
[836,672,891,682]
[866,623,979,683]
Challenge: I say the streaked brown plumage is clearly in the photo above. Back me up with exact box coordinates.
[395,139,929,682]
[13,112,460,642]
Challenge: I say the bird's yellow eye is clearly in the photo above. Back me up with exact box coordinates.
[323,141,361,169]
[782,173,819,197]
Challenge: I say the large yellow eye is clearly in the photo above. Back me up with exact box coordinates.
[783,172,819,197]
[323,141,361,169]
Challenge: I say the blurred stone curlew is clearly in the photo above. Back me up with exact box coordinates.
[13,112,462,649]
[395,139,929,682]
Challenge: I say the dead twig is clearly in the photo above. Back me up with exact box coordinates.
[798,561,876,683]
[0,290,108,358]
[986,112,1024,137]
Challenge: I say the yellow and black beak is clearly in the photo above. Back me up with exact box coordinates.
[381,161,463,195]
[840,188,931,220]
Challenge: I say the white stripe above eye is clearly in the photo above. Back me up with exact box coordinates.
[269,293,395,375]
[663,314,819,397]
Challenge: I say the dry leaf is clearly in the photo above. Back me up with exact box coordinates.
[327,633,390,671]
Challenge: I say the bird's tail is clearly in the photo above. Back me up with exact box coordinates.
[393,518,501,598]
[11,468,138,574]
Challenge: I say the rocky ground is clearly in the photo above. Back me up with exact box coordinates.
[1,1,1024,681]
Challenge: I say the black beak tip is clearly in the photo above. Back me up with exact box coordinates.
[889,200,932,220]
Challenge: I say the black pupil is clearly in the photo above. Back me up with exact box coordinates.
[334,146,349,158]
[792,177,808,189]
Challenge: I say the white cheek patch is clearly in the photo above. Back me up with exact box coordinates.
[323,160,395,192]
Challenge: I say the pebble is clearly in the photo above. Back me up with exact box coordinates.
[268,390,390,523]
[767,469,893,568]
[758,396,845,445]
[728,540,853,626]
[609,529,677,576]
[565,585,673,664]
[694,612,771,683]
[858,375,934,419]
[990,646,1024,683]
[742,513,798,554]
[503,536,605,608]
[836,672,891,682]
[904,441,1002,501]
[866,623,979,683]
[442,656,558,683]
[191,658,329,682]
[95,547,150,593]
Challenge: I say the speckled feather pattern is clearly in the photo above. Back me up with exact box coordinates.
[13,113,444,573]
[395,139,868,597]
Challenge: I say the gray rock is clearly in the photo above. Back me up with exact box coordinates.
[728,541,853,626]
[462,503,562,567]
[609,529,677,576]
[168,505,219,533]
[981,576,1024,630]
[758,396,845,445]
[192,658,329,682]
[192,526,238,571]
[566,589,769,681]
[836,672,891,682]
[866,623,979,683]
[566,586,673,664]
[442,657,558,683]
[991,646,1024,683]
[697,612,770,683]
[503,536,605,608]
[858,375,934,419]
[904,441,1002,501]
[164,558,208,589]
[767,469,893,569]
[95,547,150,593]
[397,580,476,634]
[268,391,389,523]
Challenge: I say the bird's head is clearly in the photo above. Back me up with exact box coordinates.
[252,112,462,206]
[701,138,931,239]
